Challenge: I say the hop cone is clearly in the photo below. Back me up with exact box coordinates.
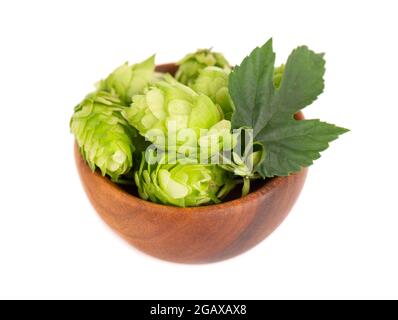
[122,75,234,157]
[192,66,235,120]
[218,129,264,196]
[135,153,232,207]
[175,49,231,86]
[273,64,285,88]
[97,55,155,104]
[70,91,135,180]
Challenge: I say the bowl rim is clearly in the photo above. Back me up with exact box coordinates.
[76,143,305,213]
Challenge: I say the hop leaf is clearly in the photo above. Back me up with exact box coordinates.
[135,153,232,207]
[175,49,231,86]
[97,55,156,104]
[70,91,135,180]
[229,39,349,177]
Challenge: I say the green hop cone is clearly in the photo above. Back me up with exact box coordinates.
[135,153,233,207]
[122,75,233,158]
[175,49,231,86]
[220,149,263,178]
[218,129,264,196]
[70,91,135,180]
[97,55,156,104]
[273,64,285,88]
[192,66,235,120]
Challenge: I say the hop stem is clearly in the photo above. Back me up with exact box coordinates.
[242,177,251,197]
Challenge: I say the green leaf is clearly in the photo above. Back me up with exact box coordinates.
[229,39,348,177]
[230,39,275,133]
[259,119,348,177]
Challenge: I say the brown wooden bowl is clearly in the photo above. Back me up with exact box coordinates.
[74,64,308,264]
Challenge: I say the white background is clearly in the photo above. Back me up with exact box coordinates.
[0,0,397,300]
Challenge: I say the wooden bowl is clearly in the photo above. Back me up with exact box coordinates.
[74,64,308,264]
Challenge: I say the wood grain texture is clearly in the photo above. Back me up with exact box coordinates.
[74,64,308,264]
